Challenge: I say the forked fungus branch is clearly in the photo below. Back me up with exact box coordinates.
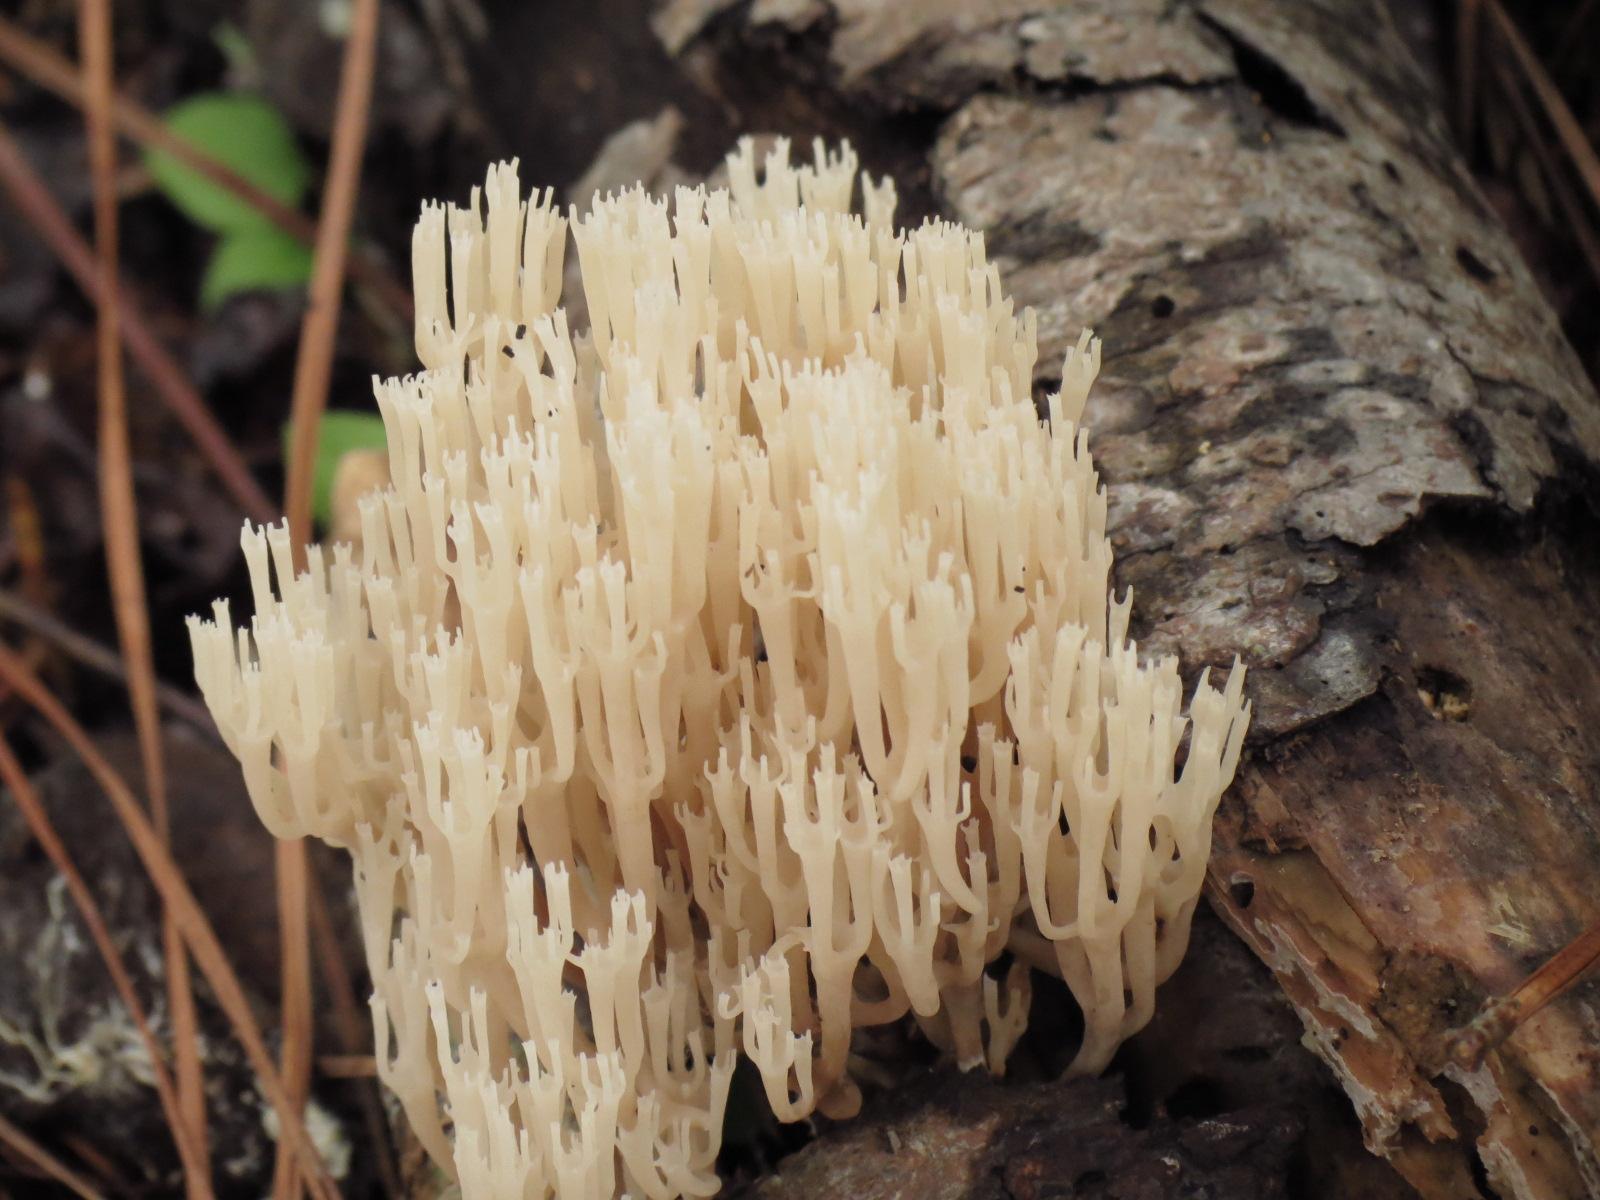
[189,139,1250,1199]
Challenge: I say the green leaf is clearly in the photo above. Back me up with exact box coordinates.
[200,226,313,310]
[283,411,388,527]
[145,93,311,233]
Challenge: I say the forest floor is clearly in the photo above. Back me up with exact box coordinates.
[0,0,1594,1196]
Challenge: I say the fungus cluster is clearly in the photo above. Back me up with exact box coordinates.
[190,139,1249,1199]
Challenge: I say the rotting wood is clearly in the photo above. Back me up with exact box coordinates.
[659,1,1600,1196]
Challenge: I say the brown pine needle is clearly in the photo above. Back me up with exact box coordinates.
[55,1137,130,1195]
[1489,57,1600,286]
[0,643,339,1200]
[308,878,402,1197]
[0,119,275,523]
[2,477,48,607]
[1454,0,1483,142]
[76,3,208,1187]
[1443,916,1600,1072]
[0,589,218,735]
[316,1056,379,1079]
[276,4,381,1195]
[0,736,208,1190]
[273,838,313,1200]
[0,16,412,323]
[1484,0,1600,213]
[1554,0,1600,69]
[284,0,382,556]
[0,1113,106,1200]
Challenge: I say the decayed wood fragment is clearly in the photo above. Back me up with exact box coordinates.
[661,1,1600,1196]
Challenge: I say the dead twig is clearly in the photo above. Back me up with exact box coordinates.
[0,643,339,1200]
[1443,917,1600,1072]
[77,4,209,1185]
[0,16,413,323]
[0,119,276,523]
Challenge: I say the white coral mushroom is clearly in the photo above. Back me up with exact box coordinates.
[190,137,1249,1200]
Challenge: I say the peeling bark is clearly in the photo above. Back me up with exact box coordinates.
[659,1,1600,1196]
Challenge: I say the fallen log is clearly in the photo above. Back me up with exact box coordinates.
[655,1,1600,1195]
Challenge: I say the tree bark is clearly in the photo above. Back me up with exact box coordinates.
[654,1,1600,1197]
